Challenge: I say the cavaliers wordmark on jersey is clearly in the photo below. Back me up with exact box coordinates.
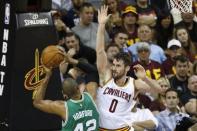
[97,77,136,130]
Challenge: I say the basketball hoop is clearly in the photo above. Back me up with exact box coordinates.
[169,0,193,13]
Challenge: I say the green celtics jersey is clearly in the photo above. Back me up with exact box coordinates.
[62,92,99,131]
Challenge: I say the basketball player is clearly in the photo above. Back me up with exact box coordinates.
[33,67,99,131]
[96,6,162,130]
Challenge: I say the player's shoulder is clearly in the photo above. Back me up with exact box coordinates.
[83,92,90,97]
[83,92,94,101]
[99,77,113,88]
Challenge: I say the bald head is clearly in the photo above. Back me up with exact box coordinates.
[188,75,197,93]
[62,78,79,98]
[188,75,197,83]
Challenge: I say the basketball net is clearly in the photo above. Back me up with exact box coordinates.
[169,0,193,13]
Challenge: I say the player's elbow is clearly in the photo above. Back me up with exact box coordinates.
[145,120,158,130]
[33,99,42,109]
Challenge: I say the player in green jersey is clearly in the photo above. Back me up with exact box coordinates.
[33,67,99,131]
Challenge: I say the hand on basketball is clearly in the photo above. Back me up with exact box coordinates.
[98,5,111,25]
[41,62,52,77]
[133,64,146,80]
[41,45,65,68]
[56,45,66,55]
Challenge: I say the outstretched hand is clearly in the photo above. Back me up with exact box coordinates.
[98,5,111,24]
[133,64,146,80]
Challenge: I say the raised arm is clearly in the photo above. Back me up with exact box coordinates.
[133,64,162,93]
[33,67,66,120]
[96,6,110,84]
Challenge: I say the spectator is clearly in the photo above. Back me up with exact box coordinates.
[193,61,197,75]
[163,39,182,77]
[60,32,97,93]
[171,8,197,43]
[136,0,157,27]
[156,9,174,49]
[121,5,140,46]
[174,26,197,62]
[128,43,165,109]
[102,0,123,36]
[125,24,166,64]
[194,1,197,22]
[169,55,190,101]
[150,0,171,14]
[155,88,189,131]
[149,77,171,115]
[51,10,69,45]
[62,32,96,65]
[62,57,99,100]
[105,43,121,64]
[180,11,197,43]
[181,75,197,118]
[52,0,72,11]
[72,2,109,49]
[112,30,129,49]
[62,0,85,28]
[130,42,165,80]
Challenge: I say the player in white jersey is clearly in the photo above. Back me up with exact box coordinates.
[95,6,163,130]
[97,69,136,130]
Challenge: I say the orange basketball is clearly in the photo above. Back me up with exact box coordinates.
[41,45,65,68]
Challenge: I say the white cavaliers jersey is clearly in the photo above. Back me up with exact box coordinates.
[97,77,136,129]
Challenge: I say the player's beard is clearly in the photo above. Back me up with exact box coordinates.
[112,70,125,81]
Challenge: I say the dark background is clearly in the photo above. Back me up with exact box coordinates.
[0,0,64,130]
[0,0,15,130]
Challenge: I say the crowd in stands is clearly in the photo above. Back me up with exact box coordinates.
[50,0,197,130]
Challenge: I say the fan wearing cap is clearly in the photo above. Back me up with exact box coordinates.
[162,39,182,77]
[129,42,165,80]
[121,5,140,46]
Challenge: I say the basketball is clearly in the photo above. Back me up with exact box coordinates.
[41,45,65,68]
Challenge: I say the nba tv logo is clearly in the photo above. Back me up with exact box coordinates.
[4,3,10,25]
